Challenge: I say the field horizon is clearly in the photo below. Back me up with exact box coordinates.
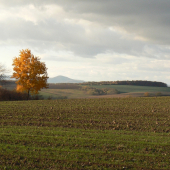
[2,80,170,99]
[40,84,170,99]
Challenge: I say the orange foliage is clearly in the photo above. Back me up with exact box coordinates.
[16,84,23,92]
[12,49,49,98]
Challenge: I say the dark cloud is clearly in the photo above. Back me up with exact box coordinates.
[1,0,170,59]
[54,0,170,45]
[1,0,170,45]
[0,16,143,57]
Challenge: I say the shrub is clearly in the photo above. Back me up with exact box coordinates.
[31,94,44,100]
[0,88,27,101]
[80,86,120,95]
[86,89,106,95]
[105,89,120,94]
[125,95,132,98]
[0,88,44,101]
[144,92,150,97]
[55,96,68,99]
[155,92,162,97]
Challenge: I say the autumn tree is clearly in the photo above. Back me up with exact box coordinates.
[12,49,49,99]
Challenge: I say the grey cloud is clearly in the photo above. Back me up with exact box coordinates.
[0,0,56,7]
[0,18,86,50]
[1,16,170,59]
[54,0,170,45]
[1,0,170,59]
[0,17,141,57]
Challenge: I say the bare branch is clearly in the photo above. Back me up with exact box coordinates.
[0,63,9,85]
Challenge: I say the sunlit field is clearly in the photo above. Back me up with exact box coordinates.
[40,84,170,99]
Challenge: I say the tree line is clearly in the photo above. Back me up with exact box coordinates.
[80,80,167,87]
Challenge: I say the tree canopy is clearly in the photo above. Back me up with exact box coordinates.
[12,49,49,99]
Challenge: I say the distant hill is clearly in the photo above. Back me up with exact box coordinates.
[48,75,85,83]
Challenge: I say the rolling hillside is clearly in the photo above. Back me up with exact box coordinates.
[40,84,170,99]
[89,84,170,93]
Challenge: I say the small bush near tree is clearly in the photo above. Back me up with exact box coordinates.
[0,88,27,101]
[144,92,150,97]
[0,88,44,101]
[31,94,44,100]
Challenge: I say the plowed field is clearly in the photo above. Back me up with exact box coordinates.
[0,97,170,169]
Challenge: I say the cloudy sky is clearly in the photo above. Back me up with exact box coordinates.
[1,0,170,84]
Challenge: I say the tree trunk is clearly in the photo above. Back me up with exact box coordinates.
[27,89,30,100]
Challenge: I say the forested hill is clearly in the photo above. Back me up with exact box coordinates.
[80,80,167,87]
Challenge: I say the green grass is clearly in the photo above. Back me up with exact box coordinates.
[0,126,170,169]
[89,85,170,93]
[1,97,170,169]
[40,85,170,99]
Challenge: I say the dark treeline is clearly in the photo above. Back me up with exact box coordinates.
[0,88,44,101]
[0,88,28,101]
[79,80,168,87]
[3,80,168,89]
